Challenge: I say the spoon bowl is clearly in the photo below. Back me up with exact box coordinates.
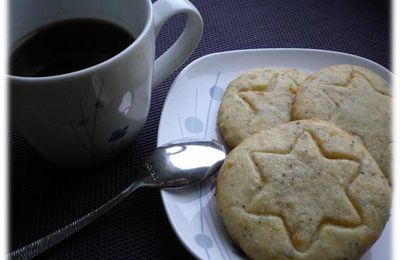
[142,140,226,188]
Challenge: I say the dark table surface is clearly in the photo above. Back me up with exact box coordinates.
[10,0,390,259]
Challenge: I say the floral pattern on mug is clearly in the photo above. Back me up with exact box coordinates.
[108,125,129,142]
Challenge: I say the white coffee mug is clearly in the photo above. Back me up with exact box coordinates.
[9,0,203,167]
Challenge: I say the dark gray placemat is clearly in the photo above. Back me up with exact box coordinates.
[10,0,390,259]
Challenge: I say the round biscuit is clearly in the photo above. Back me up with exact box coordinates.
[217,120,391,260]
[218,67,308,148]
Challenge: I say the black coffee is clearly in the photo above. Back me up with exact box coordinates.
[10,19,135,77]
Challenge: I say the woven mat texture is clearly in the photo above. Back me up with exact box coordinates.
[10,0,390,259]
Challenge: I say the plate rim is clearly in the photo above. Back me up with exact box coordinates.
[157,48,392,259]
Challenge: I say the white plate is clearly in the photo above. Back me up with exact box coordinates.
[158,49,392,260]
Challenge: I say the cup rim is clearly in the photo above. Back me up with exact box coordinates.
[7,0,153,82]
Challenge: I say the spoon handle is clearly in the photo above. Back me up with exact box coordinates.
[8,180,143,260]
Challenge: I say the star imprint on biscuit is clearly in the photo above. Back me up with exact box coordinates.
[246,131,361,251]
[238,72,296,122]
[322,70,390,121]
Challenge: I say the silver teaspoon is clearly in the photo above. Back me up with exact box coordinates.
[8,140,226,260]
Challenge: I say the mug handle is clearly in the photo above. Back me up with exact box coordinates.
[152,0,203,88]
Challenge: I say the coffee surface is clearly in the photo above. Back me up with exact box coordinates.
[10,19,135,77]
